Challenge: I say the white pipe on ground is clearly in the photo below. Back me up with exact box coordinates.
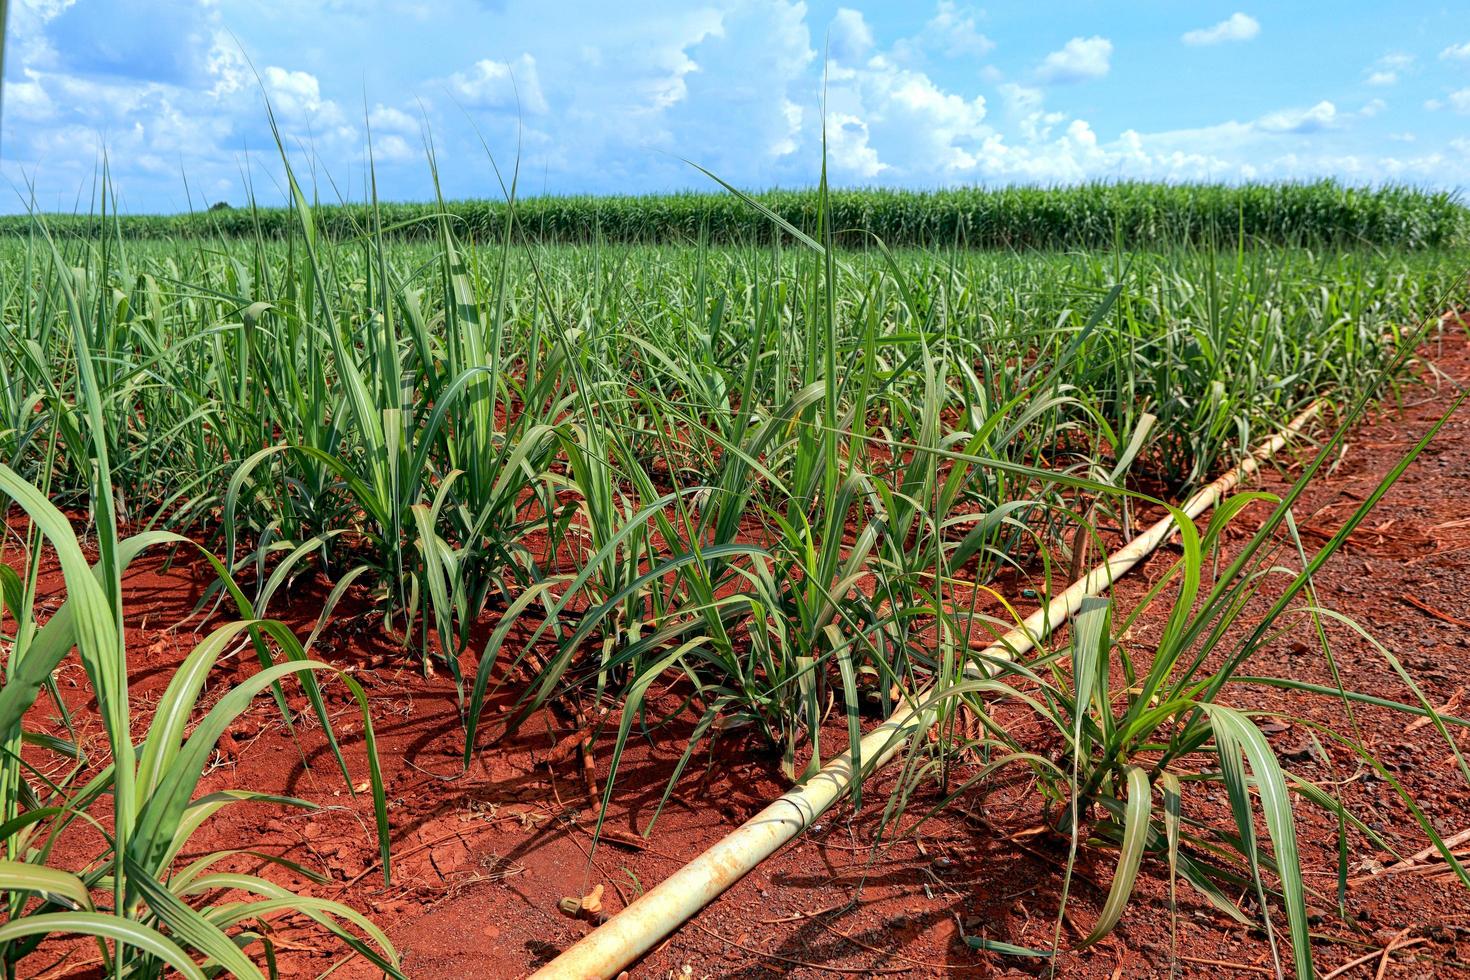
[529,400,1323,980]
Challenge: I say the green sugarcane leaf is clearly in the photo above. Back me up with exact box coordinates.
[1079,765,1152,947]
[0,911,207,980]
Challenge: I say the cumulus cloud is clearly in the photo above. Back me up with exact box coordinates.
[918,2,994,58]
[368,104,419,134]
[825,112,884,177]
[206,32,250,99]
[259,66,352,134]
[372,134,418,163]
[824,55,990,176]
[1181,13,1260,46]
[828,8,873,62]
[772,99,803,157]
[665,1,813,167]
[1256,100,1337,134]
[888,1,994,65]
[1246,97,1380,135]
[998,82,1062,141]
[1440,41,1470,61]
[1035,36,1112,83]
[445,54,547,113]
[264,67,322,113]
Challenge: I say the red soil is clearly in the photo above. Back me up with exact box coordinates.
[14,325,1470,978]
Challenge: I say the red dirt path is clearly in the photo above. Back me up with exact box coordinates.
[15,324,1470,979]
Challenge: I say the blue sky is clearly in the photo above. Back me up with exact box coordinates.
[2,1,1468,213]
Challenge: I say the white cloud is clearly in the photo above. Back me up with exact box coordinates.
[7,0,79,70]
[921,2,994,58]
[825,111,884,177]
[263,66,320,107]
[637,29,715,113]
[5,71,55,121]
[889,2,994,64]
[1257,100,1337,134]
[206,31,250,99]
[262,65,345,126]
[1440,41,1470,61]
[1182,13,1260,46]
[6,71,242,204]
[772,98,803,156]
[663,1,812,167]
[373,134,418,163]
[999,82,1062,141]
[1249,97,1390,135]
[1036,36,1112,83]
[824,55,990,175]
[1375,152,1446,179]
[1365,52,1412,86]
[1425,88,1470,114]
[828,8,873,62]
[445,54,547,113]
[368,104,418,134]
[1064,118,1097,152]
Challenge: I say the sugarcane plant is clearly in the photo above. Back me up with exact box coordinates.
[0,219,400,979]
[891,325,1470,977]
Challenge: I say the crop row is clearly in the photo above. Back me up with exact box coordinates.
[2,179,1464,249]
